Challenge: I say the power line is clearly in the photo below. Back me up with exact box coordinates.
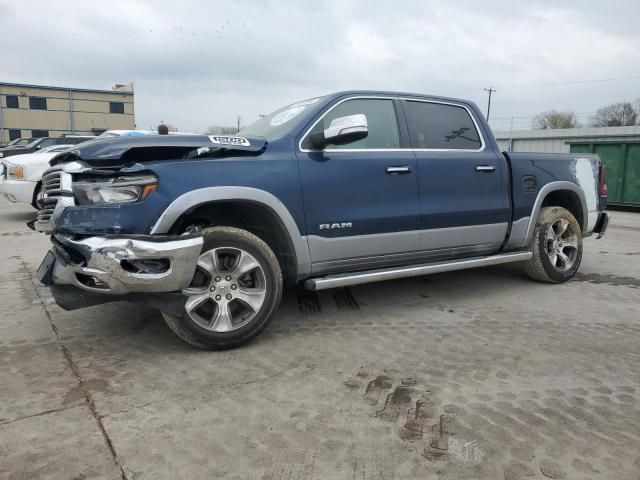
[496,74,640,89]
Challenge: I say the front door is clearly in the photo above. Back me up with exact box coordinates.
[400,99,511,257]
[297,97,420,270]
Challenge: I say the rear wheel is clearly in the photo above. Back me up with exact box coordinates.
[524,206,583,283]
[162,226,283,349]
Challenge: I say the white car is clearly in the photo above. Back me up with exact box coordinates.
[0,144,76,208]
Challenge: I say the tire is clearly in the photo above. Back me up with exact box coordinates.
[524,206,583,283]
[162,226,283,350]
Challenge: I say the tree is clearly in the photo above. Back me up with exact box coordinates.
[205,125,238,135]
[532,110,578,129]
[591,101,637,127]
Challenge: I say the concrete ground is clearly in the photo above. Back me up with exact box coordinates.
[1,198,639,480]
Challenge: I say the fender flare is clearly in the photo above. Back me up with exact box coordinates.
[150,187,312,277]
[523,181,588,245]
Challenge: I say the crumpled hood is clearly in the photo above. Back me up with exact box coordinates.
[49,134,267,166]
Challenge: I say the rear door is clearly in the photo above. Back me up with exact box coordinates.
[401,99,511,257]
[297,96,420,270]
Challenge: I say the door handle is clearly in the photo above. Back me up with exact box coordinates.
[475,165,496,173]
[386,166,412,174]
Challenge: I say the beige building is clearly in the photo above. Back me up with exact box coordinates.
[0,82,135,143]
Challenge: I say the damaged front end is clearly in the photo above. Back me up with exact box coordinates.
[41,233,203,294]
[38,232,203,315]
[32,135,263,313]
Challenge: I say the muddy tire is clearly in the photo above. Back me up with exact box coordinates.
[524,206,583,283]
[162,226,283,350]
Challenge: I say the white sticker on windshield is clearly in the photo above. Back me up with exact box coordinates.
[269,97,321,126]
[208,136,250,147]
[270,106,306,126]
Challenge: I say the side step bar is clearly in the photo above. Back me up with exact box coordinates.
[304,251,532,291]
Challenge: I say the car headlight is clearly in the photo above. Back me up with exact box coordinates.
[7,164,25,180]
[72,174,158,205]
[0,152,4,158]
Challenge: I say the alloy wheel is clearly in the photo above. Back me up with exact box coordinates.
[182,247,267,332]
[545,218,579,272]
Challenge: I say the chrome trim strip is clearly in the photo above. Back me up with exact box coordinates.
[150,186,312,276]
[298,95,486,153]
[305,251,533,290]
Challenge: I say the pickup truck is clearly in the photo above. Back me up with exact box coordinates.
[0,144,77,208]
[33,91,609,349]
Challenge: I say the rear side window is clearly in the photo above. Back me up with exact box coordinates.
[303,98,400,150]
[403,101,482,150]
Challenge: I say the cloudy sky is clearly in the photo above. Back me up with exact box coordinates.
[2,0,639,132]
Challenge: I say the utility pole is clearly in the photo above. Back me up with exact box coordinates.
[484,87,496,121]
[237,116,241,133]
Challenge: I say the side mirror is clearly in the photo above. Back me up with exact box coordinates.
[310,114,368,148]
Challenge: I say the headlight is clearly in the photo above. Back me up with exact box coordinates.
[7,164,25,180]
[72,174,157,205]
[0,152,4,158]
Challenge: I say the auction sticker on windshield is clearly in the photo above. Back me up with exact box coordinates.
[208,136,251,146]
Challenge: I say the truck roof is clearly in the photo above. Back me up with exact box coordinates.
[323,90,479,107]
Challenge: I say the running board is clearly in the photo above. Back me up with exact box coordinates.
[304,251,532,291]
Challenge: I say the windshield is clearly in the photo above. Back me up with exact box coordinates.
[25,138,43,147]
[41,145,73,153]
[239,96,326,142]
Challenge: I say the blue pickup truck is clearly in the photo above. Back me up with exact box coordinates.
[34,91,609,349]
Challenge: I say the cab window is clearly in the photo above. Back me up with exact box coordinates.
[403,101,482,150]
[304,98,400,150]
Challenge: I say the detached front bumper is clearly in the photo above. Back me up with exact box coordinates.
[39,233,203,295]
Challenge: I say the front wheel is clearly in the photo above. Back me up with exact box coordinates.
[524,206,583,283]
[162,226,283,349]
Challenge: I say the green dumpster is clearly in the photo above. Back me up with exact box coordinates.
[570,141,640,207]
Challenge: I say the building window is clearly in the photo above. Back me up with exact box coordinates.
[29,96,47,110]
[8,129,21,141]
[31,129,49,138]
[109,102,125,114]
[6,95,19,109]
